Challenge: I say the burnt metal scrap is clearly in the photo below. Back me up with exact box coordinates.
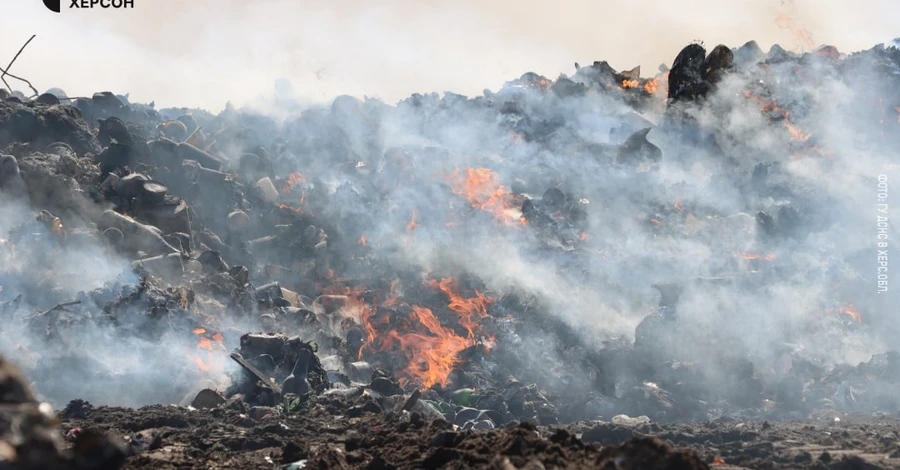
[0,38,898,469]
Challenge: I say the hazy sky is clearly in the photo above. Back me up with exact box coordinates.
[1,0,897,110]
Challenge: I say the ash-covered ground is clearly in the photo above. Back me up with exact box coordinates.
[1,39,900,469]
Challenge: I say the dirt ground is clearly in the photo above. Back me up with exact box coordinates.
[57,397,900,469]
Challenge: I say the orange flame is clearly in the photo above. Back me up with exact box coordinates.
[381,306,470,388]
[280,203,302,215]
[535,77,553,91]
[643,78,659,94]
[195,357,211,371]
[427,277,495,338]
[621,79,639,89]
[792,145,833,160]
[448,168,525,226]
[190,327,225,372]
[839,303,862,323]
[774,13,815,51]
[358,235,367,246]
[785,122,811,142]
[407,210,418,231]
[579,232,589,241]
[352,277,495,388]
[673,199,683,211]
[382,280,400,307]
[742,91,791,120]
[280,171,306,194]
[739,252,776,261]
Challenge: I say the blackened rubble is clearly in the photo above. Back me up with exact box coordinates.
[0,38,898,469]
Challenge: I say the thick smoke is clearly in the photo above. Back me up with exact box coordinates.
[0,187,238,407]
[1,0,899,109]
[258,41,900,413]
[0,2,898,415]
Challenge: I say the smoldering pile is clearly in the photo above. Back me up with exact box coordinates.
[0,38,899,468]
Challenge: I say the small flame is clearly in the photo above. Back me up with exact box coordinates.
[839,303,862,323]
[407,210,418,231]
[382,280,400,307]
[643,78,659,94]
[535,77,553,91]
[189,327,225,372]
[579,232,589,241]
[739,252,776,261]
[785,122,811,142]
[774,13,815,51]
[427,277,495,338]
[195,357,211,371]
[673,199,683,211]
[792,145,833,160]
[280,203,302,215]
[448,168,525,227]
[742,91,791,120]
[280,171,306,194]
[621,79,639,89]
[358,235,367,246]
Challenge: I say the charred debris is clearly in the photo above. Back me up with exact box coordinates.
[1,39,900,469]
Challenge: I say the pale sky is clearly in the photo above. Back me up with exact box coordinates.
[1,0,896,110]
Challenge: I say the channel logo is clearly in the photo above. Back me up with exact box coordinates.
[43,0,60,12]
[43,0,135,13]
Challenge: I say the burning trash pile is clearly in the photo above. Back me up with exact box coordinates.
[0,37,900,469]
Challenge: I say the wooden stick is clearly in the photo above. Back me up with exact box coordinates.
[29,300,81,319]
[1,35,40,98]
[229,352,282,395]
[401,389,422,411]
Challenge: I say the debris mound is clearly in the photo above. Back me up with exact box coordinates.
[0,36,899,469]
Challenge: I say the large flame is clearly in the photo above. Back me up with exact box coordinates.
[348,277,496,388]
[381,306,470,388]
[448,168,525,226]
